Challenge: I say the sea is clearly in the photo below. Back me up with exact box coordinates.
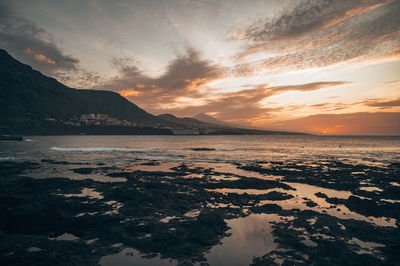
[1,135,400,265]
[2,135,400,166]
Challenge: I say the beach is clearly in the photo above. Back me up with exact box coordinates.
[1,135,400,265]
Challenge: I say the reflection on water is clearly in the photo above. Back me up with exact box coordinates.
[27,247,43,252]
[60,188,103,199]
[2,135,399,165]
[207,188,278,195]
[287,183,352,199]
[194,162,276,180]
[206,214,278,266]
[359,186,383,192]
[210,183,397,227]
[349,237,385,256]
[100,248,175,266]
[48,233,79,241]
[1,135,400,265]
[121,161,180,173]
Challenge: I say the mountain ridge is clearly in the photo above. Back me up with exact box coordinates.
[0,49,158,123]
[0,48,308,135]
[193,113,243,128]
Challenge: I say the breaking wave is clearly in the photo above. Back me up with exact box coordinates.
[50,147,173,153]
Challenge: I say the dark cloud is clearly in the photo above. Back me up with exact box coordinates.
[0,3,79,75]
[94,47,225,110]
[57,69,103,89]
[233,0,399,73]
[239,0,376,41]
[364,97,400,108]
[157,48,223,92]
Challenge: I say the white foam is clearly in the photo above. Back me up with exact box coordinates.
[50,147,168,152]
[0,157,15,161]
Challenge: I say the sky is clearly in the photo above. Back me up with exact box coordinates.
[1,0,399,135]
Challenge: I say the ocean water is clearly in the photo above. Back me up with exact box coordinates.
[2,135,400,165]
[1,135,400,265]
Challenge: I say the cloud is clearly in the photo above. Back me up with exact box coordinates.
[232,0,400,74]
[384,80,400,85]
[237,0,385,42]
[276,112,400,135]
[94,47,225,110]
[96,52,348,124]
[364,97,400,108]
[0,3,79,76]
[149,81,349,123]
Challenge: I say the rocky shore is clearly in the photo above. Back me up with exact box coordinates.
[1,158,399,265]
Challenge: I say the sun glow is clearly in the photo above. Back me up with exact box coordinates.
[117,89,142,97]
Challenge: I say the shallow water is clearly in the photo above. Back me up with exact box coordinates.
[1,135,400,265]
[1,135,399,165]
[206,214,278,266]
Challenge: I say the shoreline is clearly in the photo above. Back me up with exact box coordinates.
[1,153,399,265]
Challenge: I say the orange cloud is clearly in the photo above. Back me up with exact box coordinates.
[24,48,56,64]
[94,47,224,110]
[364,97,400,109]
[34,54,55,64]
[322,2,388,29]
[117,88,142,97]
[277,112,400,135]
[147,81,348,121]
[384,80,400,85]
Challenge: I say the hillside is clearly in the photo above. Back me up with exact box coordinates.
[193,113,241,128]
[0,49,307,135]
[0,49,158,123]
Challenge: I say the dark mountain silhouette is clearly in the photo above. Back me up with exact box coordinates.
[193,113,240,128]
[158,113,306,135]
[0,49,158,123]
[193,113,285,131]
[0,49,307,135]
[158,113,211,126]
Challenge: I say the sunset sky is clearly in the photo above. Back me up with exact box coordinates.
[1,0,399,135]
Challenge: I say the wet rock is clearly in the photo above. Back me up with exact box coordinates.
[72,166,118,175]
[305,200,317,208]
[41,159,88,165]
[0,161,39,176]
[2,158,400,265]
[258,191,294,201]
[140,161,160,166]
[315,192,327,198]
[73,168,95,174]
[251,209,397,266]
[187,148,216,151]
[251,204,282,214]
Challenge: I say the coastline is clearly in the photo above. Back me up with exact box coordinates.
[1,136,399,265]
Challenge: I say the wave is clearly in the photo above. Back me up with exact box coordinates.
[0,157,15,161]
[137,155,233,164]
[50,147,176,153]
[24,138,38,142]
[138,156,187,162]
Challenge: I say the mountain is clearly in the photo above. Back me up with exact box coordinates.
[193,113,240,128]
[0,49,158,123]
[159,113,307,135]
[158,114,210,126]
[193,113,285,131]
[0,49,307,135]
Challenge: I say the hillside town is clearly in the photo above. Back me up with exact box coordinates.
[61,114,204,135]
[63,114,140,127]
